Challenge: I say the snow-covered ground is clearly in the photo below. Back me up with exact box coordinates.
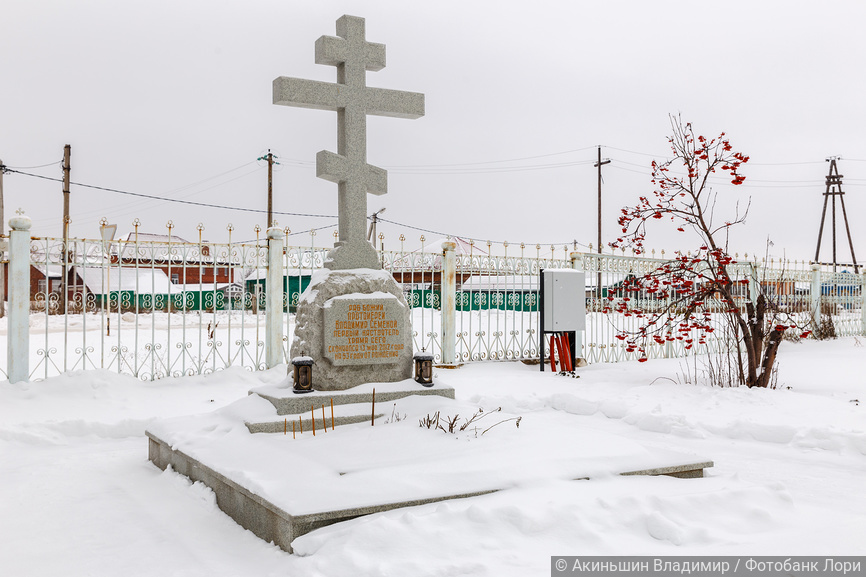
[1,337,864,576]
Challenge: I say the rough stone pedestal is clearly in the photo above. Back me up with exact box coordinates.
[291,268,413,390]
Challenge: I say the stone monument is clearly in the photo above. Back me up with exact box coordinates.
[144,19,713,555]
[274,15,424,390]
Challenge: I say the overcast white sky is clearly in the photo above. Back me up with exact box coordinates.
[2,0,865,263]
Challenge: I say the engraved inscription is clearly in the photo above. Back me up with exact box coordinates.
[324,296,405,365]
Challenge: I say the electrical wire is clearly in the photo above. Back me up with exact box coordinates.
[4,169,337,219]
[602,145,667,158]
[3,160,62,170]
[607,161,838,187]
[160,161,259,195]
[383,145,599,168]
[275,156,597,174]
[377,216,593,250]
[7,165,593,247]
[602,145,829,167]
[386,159,596,174]
[284,223,339,237]
[6,148,862,248]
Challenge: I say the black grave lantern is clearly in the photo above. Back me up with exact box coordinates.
[292,356,314,394]
[414,353,434,386]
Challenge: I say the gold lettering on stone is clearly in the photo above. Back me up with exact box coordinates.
[324,296,404,366]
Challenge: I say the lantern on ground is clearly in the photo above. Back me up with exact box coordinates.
[292,356,314,394]
[414,353,434,386]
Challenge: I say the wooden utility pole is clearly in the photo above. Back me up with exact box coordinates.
[266,150,274,228]
[814,157,859,273]
[257,150,279,228]
[61,144,71,313]
[0,157,5,317]
[593,146,610,297]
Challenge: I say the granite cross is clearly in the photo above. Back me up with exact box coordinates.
[273,15,425,270]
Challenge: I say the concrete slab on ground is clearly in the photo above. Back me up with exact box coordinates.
[146,379,713,553]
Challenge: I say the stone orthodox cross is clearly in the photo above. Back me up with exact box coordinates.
[273,15,425,270]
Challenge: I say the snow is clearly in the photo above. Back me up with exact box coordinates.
[147,386,711,515]
[324,291,398,305]
[1,338,865,576]
[74,265,181,294]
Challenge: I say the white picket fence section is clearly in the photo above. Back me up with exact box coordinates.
[1,218,864,382]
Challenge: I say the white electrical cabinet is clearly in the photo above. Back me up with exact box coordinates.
[542,269,586,331]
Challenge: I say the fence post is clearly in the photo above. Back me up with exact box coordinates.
[748,262,759,304]
[7,213,31,383]
[569,251,585,364]
[441,240,457,365]
[810,264,821,332]
[861,271,866,336]
[266,227,285,369]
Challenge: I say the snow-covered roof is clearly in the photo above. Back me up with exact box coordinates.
[73,266,183,295]
[388,237,487,272]
[115,233,240,265]
[121,232,193,244]
[32,264,64,279]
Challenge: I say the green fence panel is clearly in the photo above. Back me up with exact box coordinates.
[407,289,539,312]
[246,275,312,312]
[97,290,228,311]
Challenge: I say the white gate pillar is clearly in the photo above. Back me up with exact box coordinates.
[569,251,585,364]
[441,240,457,365]
[748,262,759,304]
[7,213,32,383]
[861,272,866,336]
[810,264,822,332]
[266,227,285,369]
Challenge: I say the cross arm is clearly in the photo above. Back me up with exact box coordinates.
[316,150,388,195]
[366,87,425,119]
[273,77,341,111]
[315,35,386,71]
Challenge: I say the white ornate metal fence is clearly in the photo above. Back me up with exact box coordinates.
[24,225,272,380]
[1,220,863,382]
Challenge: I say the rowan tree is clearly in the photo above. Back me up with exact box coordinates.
[609,115,808,388]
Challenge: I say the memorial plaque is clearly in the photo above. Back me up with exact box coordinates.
[324,294,406,365]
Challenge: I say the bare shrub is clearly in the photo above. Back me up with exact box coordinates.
[419,407,521,437]
[811,302,837,340]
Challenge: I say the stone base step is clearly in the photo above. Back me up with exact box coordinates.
[251,379,455,416]
[246,412,384,434]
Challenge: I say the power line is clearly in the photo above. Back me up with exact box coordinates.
[225,155,598,174]
[270,148,603,173]
[602,145,666,158]
[748,160,826,166]
[162,161,259,195]
[612,156,829,176]
[383,145,598,168]
[386,159,596,174]
[68,166,265,223]
[225,147,850,175]
[606,162,848,188]
[377,216,593,250]
[602,145,829,167]
[285,223,338,237]
[5,160,62,170]
[4,169,336,219]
